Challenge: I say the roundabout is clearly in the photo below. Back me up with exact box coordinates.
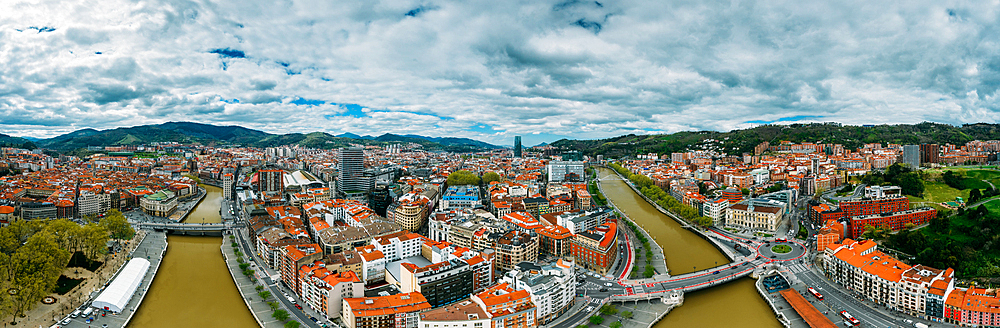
[771,245,791,254]
[756,239,807,262]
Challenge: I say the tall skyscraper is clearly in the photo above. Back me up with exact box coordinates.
[338,147,371,198]
[901,145,920,168]
[920,144,940,165]
[514,136,522,158]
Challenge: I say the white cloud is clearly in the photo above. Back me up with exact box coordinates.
[2,0,1000,145]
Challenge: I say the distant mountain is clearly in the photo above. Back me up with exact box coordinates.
[399,134,501,149]
[36,122,500,152]
[0,133,31,147]
[533,142,549,147]
[549,122,1000,158]
[336,132,364,139]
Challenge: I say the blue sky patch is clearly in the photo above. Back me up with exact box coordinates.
[210,48,246,59]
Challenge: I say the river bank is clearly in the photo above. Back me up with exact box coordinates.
[595,167,782,328]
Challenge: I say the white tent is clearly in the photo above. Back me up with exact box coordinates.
[92,258,150,313]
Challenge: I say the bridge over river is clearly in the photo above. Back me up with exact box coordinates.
[137,222,232,236]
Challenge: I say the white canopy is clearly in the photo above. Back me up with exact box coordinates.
[92,258,150,313]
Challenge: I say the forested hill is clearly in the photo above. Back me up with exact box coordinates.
[549,122,1000,158]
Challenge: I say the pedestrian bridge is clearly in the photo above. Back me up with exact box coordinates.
[138,222,229,236]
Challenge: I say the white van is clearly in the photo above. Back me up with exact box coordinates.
[82,307,94,316]
[70,310,81,318]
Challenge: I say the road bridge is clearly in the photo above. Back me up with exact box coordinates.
[138,222,230,236]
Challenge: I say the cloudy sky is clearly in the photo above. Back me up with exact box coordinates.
[3,0,1000,146]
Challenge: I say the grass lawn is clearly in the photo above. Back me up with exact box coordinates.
[771,245,792,254]
[54,275,85,295]
[907,181,969,204]
[961,178,991,190]
[983,199,1000,213]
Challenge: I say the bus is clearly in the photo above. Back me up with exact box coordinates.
[808,287,823,300]
[775,238,787,243]
[839,311,860,326]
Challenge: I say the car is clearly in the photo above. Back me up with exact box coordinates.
[311,317,318,322]
[604,283,612,287]
[60,318,71,325]
[712,271,720,275]
[295,304,303,310]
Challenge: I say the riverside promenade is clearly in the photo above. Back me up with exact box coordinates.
[59,231,168,328]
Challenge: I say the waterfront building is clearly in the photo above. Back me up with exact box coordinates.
[281,243,324,296]
[140,190,177,217]
[342,292,432,328]
[725,202,783,232]
[299,266,364,319]
[570,222,617,275]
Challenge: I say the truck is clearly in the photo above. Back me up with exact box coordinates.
[914,323,929,328]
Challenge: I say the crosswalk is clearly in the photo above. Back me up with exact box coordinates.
[787,263,810,273]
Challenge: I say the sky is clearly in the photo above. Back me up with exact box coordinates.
[3,0,1000,147]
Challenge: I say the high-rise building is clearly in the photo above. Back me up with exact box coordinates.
[901,145,920,168]
[338,148,371,198]
[920,144,940,165]
[258,169,284,194]
[547,161,585,182]
[514,136,522,158]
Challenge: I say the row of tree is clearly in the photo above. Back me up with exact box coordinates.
[607,163,714,228]
[0,210,134,321]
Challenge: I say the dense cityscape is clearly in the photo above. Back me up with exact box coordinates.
[0,125,998,328]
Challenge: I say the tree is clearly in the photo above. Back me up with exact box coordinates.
[610,321,622,328]
[273,309,290,321]
[589,316,604,325]
[7,233,70,319]
[100,210,135,240]
[621,311,633,319]
[268,301,279,310]
[576,325,588,328]
[285,321,301,328]
[258,290,272,300]
[482,171,502,185]
[255,285,264,292]
[600,304,618,315]
[80,223,109,265]
[970,188,982,203]
[447,170,481,186]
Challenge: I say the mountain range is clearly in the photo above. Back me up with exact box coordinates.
[29,122,503,152]
[549,122,1000,157]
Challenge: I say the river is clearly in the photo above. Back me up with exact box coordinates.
[129,184,257,328]
[597,168,781,328]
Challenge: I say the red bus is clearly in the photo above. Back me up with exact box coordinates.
[840,311,860,326]
[775,238,787,242]
[808,287,823,300]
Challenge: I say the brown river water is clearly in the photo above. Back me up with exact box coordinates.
[128,184,257,328]
[597,168,781,328]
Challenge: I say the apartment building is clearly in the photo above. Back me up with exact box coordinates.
[471,284,537,328]
[418,299,490,328]
[281,243,324,296]
[500,262,575,324]
[299,265,364,319]
[490,230,539,275]
[342,292,432,328]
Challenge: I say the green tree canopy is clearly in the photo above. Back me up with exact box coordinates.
[273,309,290,321]
[447,170,481,186]
[482,171,502,185]
[100,209,135,240]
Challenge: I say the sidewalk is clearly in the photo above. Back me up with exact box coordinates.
[221,235,285,328]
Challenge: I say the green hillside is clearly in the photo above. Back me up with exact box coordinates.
[550,122,1000,157]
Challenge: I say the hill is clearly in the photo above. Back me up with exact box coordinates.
[35,122,500,152]
[0,133,32,148]
[549,122,1000,158]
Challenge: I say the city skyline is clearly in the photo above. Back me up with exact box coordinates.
[5,0,1000,145]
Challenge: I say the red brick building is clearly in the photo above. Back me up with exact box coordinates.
[839,196,909,217]
[570,222,617,275]
[849,208,937,238]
